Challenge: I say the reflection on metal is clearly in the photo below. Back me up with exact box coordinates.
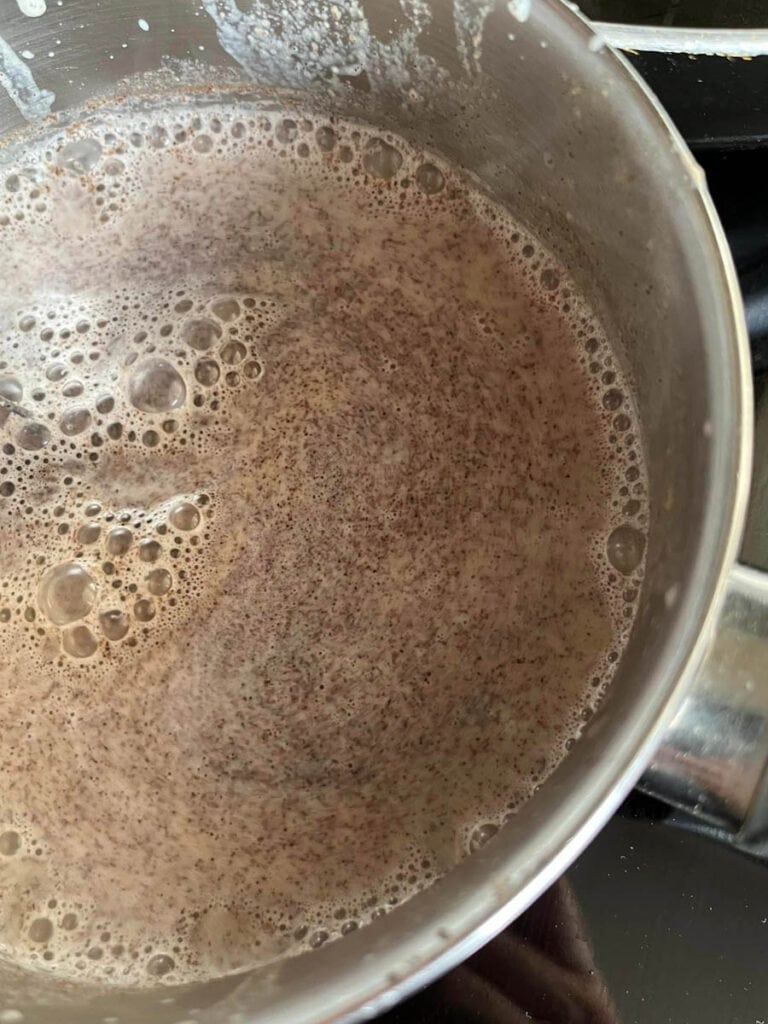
[642,564,768,849]
[593,21,768,55]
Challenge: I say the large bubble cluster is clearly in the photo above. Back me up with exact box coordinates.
[0,91,648,990]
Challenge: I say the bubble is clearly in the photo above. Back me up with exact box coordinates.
[338,145,354,163]
[146,569,172,597]
[59,408,92,436]
[62,380,84,398]
[225,371,239,387]
[58,137,102,174]
[0,831,20,855]
[168,502,199,531]
[182,318,222,353]
[211,298,240,322]
[106,527,133,556]
[220,340,246,365]
[60,913,78,931]
[16,422,50,451]
[276,119,298,144]
[194,359,220,386]
[0,376,22,404]
[142,429,160,448]
[38,562,97,626]
[606,525,646,575]
[362,138,403,180]
[99,610,130,642]
[613,413,631,432]
[46,363,68,382]
[96,395,115,415]
[602,388,624,411]
[28,918,53,943]
[148,125,168,149]
[0,610,9,623]
[415,163,445,195]
[128,358,186,413]
[62,624,98,658]
[0,482,14,498]
[468,823,499,853]
[243,360,263,380]
[316,125,337,151]
[146,953,175,977]
[540,268,560,291]
[75,523,99,546]
[107,422,123,440]
[309,930,329,949]
[138,539,162,563]
[134,598,155,623]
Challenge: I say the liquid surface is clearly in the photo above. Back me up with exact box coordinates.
[0,96,647,986]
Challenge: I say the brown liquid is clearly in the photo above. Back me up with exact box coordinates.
[0,97,647,985]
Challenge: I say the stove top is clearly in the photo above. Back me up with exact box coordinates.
[382,794,768,1024]
[376,130,768,1024]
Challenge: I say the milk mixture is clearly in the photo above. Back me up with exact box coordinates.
[0,95,647,985]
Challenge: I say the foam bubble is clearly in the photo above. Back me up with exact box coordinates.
[211,298,240,322]
[606,525,645,575]
[146,569,172,596]
[58,138,101,174]
[220,340,246,365]
[362,138,402,179]
[182,318,221,352]
[138,539,162,563]
[62,624,98,658]
[168,501,199,531]
[37,563,97,626]
[415,163,445,195]
[59,407,91,436]
[106,528,133,556]
[195,359,219,386]
[28,918,53,943]
[128,359,186,413]
[99,609,130,642]
[133,598,155,623]
[146,954,175,977]
[16,421,49,450]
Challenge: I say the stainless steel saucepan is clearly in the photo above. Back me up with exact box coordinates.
[0,1,762,1022]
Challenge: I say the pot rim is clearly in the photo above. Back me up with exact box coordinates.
[592,22,768,56]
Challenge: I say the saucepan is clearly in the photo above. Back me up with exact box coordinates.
[0,0,762,1022]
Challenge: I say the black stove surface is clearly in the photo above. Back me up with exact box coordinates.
[376,141,768,1024]
[383,797,768,1024]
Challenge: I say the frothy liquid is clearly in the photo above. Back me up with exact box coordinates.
[0,96,647,986]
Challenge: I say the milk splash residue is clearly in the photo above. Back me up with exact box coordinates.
[15,0,47,16]
[202,0,493,86]
[0,34,54,120]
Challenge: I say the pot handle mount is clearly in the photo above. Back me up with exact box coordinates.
[640,562,768,855]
